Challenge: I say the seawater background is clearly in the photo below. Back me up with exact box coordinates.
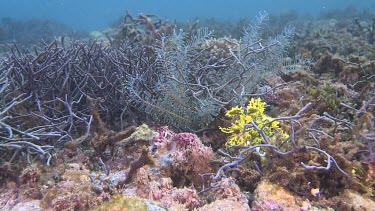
[0,0,375,31]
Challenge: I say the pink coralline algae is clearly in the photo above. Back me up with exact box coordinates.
[152,126,175,143]
[152,126,200,145]
[152,126,214,188]
[173,132,200,145]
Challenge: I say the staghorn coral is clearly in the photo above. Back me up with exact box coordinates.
[0,57,58,167]
[0,35,158,167]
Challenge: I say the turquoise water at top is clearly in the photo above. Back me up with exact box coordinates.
[0,0,374,31]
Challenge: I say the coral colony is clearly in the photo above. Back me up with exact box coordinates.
[0,9,375,210]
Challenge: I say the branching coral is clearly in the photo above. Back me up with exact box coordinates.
[0,59,58,166]
[0,36,159,169]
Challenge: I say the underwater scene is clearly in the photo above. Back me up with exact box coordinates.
[1,0,375,210]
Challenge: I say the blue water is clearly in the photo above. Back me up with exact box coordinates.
[0,0,374,31]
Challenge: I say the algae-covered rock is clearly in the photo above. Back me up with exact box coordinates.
[119,124,157,145]
[332,189,375,211]
[252,180,310,210]
[198,198,250,211]
[10,200,42,211]
[94,195,165,211]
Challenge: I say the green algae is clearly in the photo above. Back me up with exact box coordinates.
[94,195,148,211]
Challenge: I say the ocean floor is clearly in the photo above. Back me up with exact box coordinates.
[0,8,375,211]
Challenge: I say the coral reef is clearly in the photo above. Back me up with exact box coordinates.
[131,166,201,210]
[0,7,375,211]
[292,7,375,60]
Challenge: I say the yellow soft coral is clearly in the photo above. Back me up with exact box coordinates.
[219,98,288,146]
